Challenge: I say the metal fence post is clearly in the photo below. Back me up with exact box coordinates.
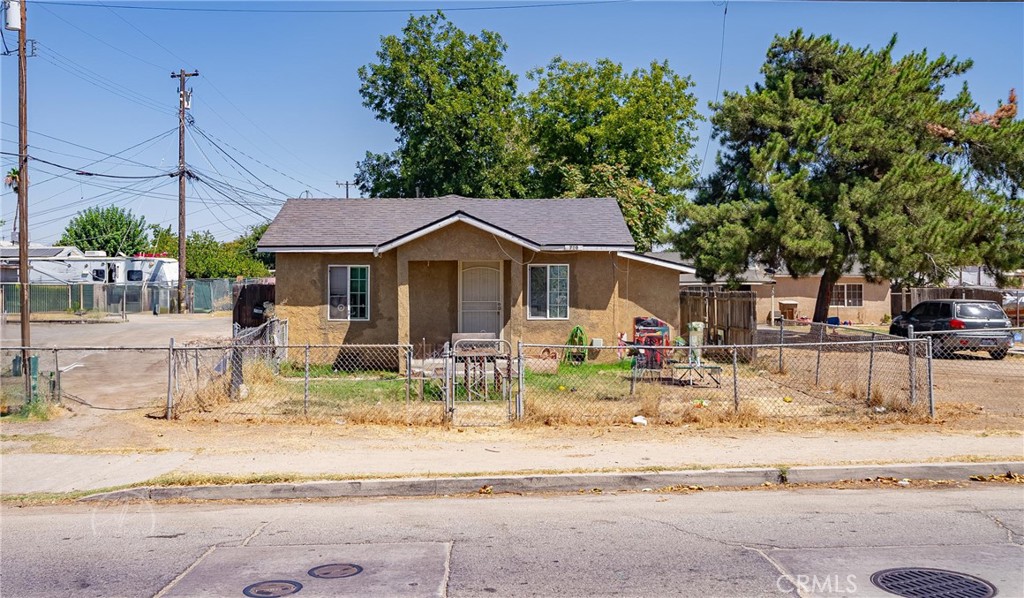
[405,345,412,407]
[516,341,525,420]
[166,337,175,420]
[732,347,739,413]
[926,337,935,418]
[866,332,876,406]
[814,323,824,386]
[907,325,917,405]
[52,348,59,402]
[303,344,310,415]
[778,318,785,373]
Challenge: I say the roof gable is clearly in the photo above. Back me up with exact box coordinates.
[258,197,635,253]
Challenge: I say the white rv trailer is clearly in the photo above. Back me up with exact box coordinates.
[0,244,179,286]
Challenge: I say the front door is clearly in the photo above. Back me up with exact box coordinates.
[459,261,502,337]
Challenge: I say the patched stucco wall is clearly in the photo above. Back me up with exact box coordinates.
[409,260,458,348]
[754,275,891,324]
[518,252,680,353]
[275,251,398,346]
[615,255,681,339]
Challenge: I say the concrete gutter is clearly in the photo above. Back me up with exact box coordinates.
[80,461,1022,503]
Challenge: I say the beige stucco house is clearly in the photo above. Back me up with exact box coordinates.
[755,270,891,324]
[258,196,694,352]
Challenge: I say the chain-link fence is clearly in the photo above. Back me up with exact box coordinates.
[0,348,60,415]
[168,343,446,424]
[0,345,171,417]
[911,327,1024,417]
[0,279,237,317]
[0,333,961,426]
[520,336,931,425]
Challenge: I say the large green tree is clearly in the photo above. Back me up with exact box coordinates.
[355,11,701,251]
[356,11,530,198]
[673,31,1021,321]
[59,206,149,257]
[145,225,271,279]
[560,163,671,252]
[183,231,270,279]
[959,90,1024,284]
[525,57,700,197]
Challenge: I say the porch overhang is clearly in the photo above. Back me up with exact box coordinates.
[617,252,697,274]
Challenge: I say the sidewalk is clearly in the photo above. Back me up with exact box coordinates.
[2,427,1022,495]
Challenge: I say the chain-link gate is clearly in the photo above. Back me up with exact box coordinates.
[445,338,517,426]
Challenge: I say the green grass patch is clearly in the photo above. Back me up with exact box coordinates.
[278,361,403,380]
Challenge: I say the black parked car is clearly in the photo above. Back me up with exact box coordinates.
[889,299,1014,359]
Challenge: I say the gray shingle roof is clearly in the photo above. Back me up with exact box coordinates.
[258,196,636,251]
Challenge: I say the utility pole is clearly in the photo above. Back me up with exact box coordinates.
[171,68,198,313]
[335,180,356,198]
[9,0,31,401]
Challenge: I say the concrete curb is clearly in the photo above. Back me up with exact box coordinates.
[79,461,1022,503]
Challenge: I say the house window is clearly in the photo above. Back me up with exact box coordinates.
[328,265,369,321]
[830,283,864,307]
[528,264,569,319]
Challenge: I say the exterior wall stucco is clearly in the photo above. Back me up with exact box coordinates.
[274,251,398,347]
[754,275,891,324]
[408,260,458,347]
[274,222,681,352]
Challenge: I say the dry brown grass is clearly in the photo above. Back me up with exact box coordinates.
[520,393,763,428]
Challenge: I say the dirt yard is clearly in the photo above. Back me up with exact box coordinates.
[1,313,231,411]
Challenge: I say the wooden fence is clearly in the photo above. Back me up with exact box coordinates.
[680,288,757,346]
[890,287,1004,316]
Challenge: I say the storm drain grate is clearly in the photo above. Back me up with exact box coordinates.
[242,579,303,597]
[871,568,997,598]
[308,563,364,579]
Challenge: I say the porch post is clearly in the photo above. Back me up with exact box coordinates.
[507,252,524,344]
[397,249,410,373]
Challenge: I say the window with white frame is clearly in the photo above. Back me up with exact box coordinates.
[328,265,369,321]
[829,283,864,307]
[528,264,569,319]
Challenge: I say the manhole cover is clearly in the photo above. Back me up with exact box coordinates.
[308,563,363,579]
[871,568,997,598]
[242,580,303,597]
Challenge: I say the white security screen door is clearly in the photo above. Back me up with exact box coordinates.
[460,261,502,336]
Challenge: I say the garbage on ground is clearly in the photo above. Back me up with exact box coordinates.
[632,415,648,426]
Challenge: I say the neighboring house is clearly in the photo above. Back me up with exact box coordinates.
[257,196,694,351]
[663,254,890,324]
[757,266,890,324]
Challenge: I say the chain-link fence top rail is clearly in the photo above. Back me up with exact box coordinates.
[521,338,930,425]
[755,320,900,345]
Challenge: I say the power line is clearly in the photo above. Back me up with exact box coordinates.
[188,124,291,198]
[2,153,177,179]
[0,122,177,172]
[35,1,631,14]
[34,43,175,115]
[698,0,728,179]
[34,3,170,72]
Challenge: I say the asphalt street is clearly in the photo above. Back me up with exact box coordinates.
[1,486,1021,597]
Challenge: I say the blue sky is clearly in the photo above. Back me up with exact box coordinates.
[1,0,1021,245]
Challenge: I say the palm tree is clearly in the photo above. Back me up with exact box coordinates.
[4,168,19,193]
